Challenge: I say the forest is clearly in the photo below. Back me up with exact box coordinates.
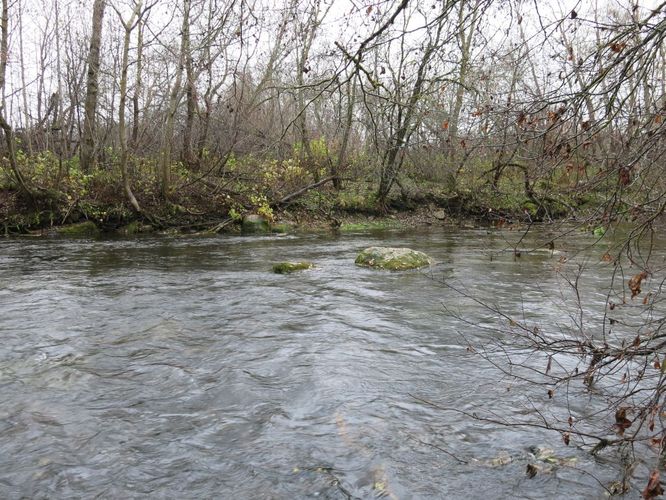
[0,0,663,234]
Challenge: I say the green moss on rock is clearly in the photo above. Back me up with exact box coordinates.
[116,221,153,235]
[340,220,403,232]
[242,214,270,234]
[57,221,100,237]
[355,246,432,271]
[272,261,314,274]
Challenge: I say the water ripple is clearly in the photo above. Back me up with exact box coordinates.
[0,230,642,498]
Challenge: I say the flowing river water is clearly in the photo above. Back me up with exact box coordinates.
[0,226,659,498]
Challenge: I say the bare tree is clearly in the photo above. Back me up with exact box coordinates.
[447,0,481,158]
[181,0,195,167]
[159,0,189,198]
[0,0,31,197]
[80,0,106,173]
[332,77,356,190]
[292,0,330,177]
[131,13,145,149]
[114,0,154,212]
[375,2,459,207]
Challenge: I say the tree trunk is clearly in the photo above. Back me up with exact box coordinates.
[160,0,189,198]
[294,0,327,179]
[0,0,31,197]
[448,0,478,158]
[17,0,32,156]
[117,2,142,213]
[131,17,144,149]
[182,4,195,168]
[333,79,356,190]
[80,0,105,173]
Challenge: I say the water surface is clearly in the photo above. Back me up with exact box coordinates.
[0,227,650,498]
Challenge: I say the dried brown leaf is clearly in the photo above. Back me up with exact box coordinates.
[610,42,626,53]
[615,407,632,436]
[629,271,648,298]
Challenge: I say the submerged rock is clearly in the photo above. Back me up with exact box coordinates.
[57,221,100,237]
[241,214,270,234]
[355,246,432,271]
[272,261,314,274]
[116,221,153,235]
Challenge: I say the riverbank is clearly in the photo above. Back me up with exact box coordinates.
[1,175,590,237]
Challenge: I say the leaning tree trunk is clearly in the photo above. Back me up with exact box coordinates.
[377,41,439,206]
[117,1,142,213]
[375,1,452,208]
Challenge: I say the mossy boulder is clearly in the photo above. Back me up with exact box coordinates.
[241,214,270,234]
[272,261,314,274]
[57,221,100,237]
[355,247,432,271]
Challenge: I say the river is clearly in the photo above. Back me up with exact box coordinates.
[0,226,653,498]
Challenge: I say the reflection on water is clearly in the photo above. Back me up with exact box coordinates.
[0,227,645,498]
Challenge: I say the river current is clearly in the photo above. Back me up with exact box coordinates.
[0,226,651,498]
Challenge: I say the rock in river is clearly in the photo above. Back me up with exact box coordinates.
[272,262,314,274]
[241,214,270,234]
[355,247,432,271]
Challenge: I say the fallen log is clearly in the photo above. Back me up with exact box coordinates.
[274,175,336,207]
